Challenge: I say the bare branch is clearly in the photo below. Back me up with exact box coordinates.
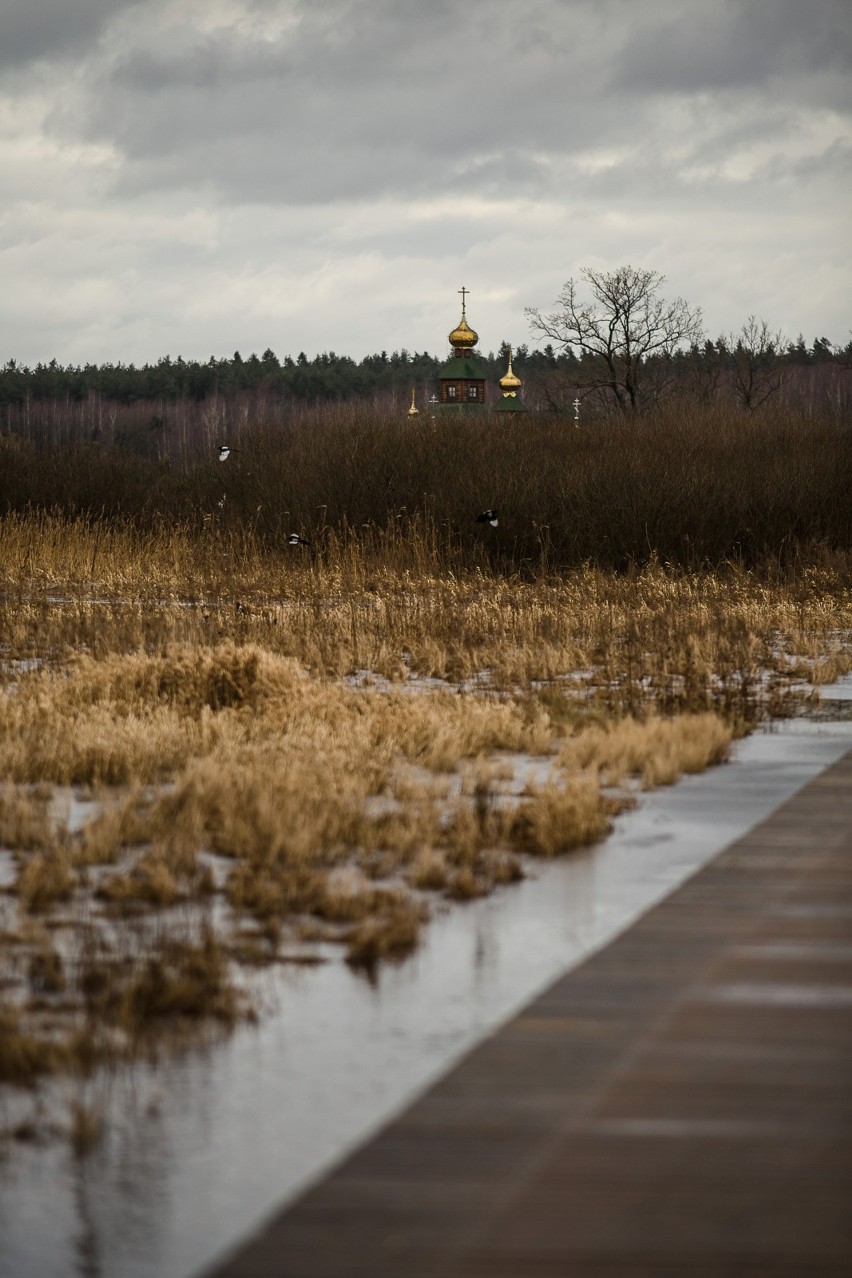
[526,266,703,413]
[728,315,787,411]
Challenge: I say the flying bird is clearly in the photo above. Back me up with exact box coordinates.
[475,509,498,528]
[288,533,311,547]
[218,445,239,461]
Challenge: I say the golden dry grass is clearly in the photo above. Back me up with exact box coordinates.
[16,846,76,913]
[561,713,734,787]
[1,513,849,700]
[0,785,55,851]
[510,773,616,858]
[0,511,849,1112]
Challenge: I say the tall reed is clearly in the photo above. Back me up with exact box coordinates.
[1,401,849,569]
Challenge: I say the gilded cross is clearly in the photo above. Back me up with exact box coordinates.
[458,285,469,315]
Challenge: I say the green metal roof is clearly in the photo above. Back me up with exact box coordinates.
[439,355,488,379]
[493,395,527,412]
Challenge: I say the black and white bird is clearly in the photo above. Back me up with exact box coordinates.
[218,444,239,462]
[288,533,310,547]
[475,508,498,528]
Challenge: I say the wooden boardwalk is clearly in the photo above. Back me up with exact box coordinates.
[209,750,852,1278]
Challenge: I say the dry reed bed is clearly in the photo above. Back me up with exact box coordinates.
[0,513,850,1134]
[1,513,850,697]
[0,646,733,1091]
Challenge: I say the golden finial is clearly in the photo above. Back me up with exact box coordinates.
[407,387,420,416]
[499,345,522,393]
[448,286,478,350]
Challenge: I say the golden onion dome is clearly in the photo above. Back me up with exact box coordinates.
[448,315,478,350]
[449,287,478,349]
[499,347,522,391]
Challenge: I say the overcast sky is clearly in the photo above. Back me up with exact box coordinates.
[1,0,850,365]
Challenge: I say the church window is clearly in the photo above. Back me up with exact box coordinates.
[468,385,478,399]
[448,385,457,399]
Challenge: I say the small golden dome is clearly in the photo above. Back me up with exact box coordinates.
[499,347,522,391]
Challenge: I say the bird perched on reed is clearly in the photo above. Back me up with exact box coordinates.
[288,533,310,547]
[218,445,238,461]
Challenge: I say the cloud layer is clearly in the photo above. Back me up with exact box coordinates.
[1,0,850,364]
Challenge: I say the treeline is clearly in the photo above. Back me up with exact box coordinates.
[0,348,441,407]
[2,334,848,411]
[0,402,849,572]
[0,345,557,408]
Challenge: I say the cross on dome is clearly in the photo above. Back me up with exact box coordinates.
[448,286,478,350]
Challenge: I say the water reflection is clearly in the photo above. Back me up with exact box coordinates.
[72,1168,102,1278]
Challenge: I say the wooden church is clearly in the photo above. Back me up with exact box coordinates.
[407,288,526,416]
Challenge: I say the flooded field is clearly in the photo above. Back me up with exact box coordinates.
[1,507,850,1278]
[2,712,851,1278]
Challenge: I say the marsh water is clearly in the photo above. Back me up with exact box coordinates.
[2,708,852,1278]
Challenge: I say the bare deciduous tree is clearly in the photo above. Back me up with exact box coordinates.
[526,266,703,413]
[729,316,786,410]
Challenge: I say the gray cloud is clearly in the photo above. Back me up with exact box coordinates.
[45,0,845,209]
[0,0,138,69]
[614,0,852,96]
[1,0,849,363]
[56,2,630,201]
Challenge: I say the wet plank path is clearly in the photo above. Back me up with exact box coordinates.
[209,749,852,1278]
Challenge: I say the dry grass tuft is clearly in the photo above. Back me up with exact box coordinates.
[411,849,449,891]
[74,791,151,866]
[98,849,181,907]
[346,897,424,970]
[445,865,490,901]
[0,1006,61,1084]
[562,713,733,787]
[0,785,54,851]
[511,774,615,858]
[120,931,239,1030]
[16,846,76,913]
[74,927,243,1044]
[28,946,65,993]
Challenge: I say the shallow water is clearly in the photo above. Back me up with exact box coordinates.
[819,671,852,701]
[2,715,852,1278]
